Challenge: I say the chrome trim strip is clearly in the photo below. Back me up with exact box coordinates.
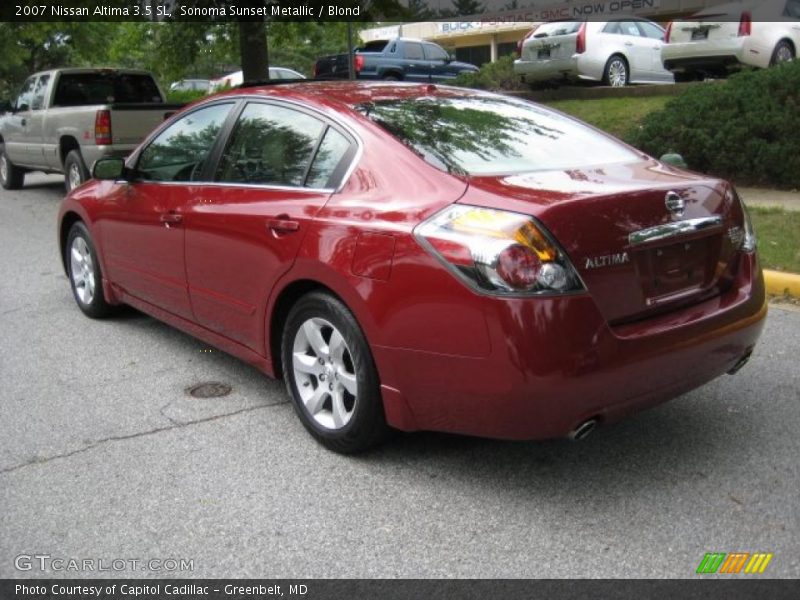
[628,216,723,247]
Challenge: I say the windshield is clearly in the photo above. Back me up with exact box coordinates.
[53,72,162,106]
[359,96,639,176]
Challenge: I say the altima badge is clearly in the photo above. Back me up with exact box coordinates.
[665,191,686,218]
[585,252,630,270]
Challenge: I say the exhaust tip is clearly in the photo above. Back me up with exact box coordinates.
[727,349,753,375]
[567,418,597,442]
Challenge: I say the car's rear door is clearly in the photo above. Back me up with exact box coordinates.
[99,101,236,320]
[4,76,36,165]
[183,100,357,351]
[607,21,652,80]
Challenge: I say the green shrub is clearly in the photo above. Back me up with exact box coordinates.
[626,61,800,189]
[454,55,527,92]
[165,88,209,105]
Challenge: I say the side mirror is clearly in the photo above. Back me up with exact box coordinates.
[447,54,456,63]
[93,157,126,180]
[660,153,687,169]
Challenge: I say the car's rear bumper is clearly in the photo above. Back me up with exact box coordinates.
[375,252,766,440]
[662,37,767,71]
[514,54,606,83]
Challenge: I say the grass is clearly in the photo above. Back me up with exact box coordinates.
[542,96,671,140]
[748,207,800,274]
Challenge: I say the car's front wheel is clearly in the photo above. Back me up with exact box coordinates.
[64,150,89,193]
[771,40,795,66]
[603,55,629,87]
[0,143,25,190]
[66,222,115,318]
[281,291,389,453]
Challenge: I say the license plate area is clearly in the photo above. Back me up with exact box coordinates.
[691,28,709,41]
[537,48,551,59]
[636,237,718,306]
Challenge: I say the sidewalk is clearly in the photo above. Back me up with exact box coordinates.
[737,187,800,212]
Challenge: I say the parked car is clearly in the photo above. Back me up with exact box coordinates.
[661,0,799,81]
[58,82,765,453]
[515,19,675,86]
[169,79,210,92]
[0,68,180,191]
[313,38,479,81]
[208,67,305,92]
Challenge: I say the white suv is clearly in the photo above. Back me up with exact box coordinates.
[514,19,674,87]
[661,0,800,80]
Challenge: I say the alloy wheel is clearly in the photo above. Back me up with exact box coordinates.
[68,163,82,191]
[70,236,95,305]
[775,44,794,63]
[0,154,8,184]
[292,317,358,430]
[608,60,627,87]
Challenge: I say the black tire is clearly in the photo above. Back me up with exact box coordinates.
[770,40,795,66]
[281,291,389,454]
[0,143,25,190]
[673,71,697,83]
[65,222,115,319]
[603,55,629,87]
[64,149,89,193]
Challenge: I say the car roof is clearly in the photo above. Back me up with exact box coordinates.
[211,81,488,111]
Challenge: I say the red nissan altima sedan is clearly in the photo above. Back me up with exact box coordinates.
[58,82,766,453]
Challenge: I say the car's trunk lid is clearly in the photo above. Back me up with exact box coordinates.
[463,161,744,324]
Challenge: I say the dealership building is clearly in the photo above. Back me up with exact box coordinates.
[360,0,748,66]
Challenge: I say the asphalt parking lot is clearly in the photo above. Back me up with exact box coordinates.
[1,174,799,579]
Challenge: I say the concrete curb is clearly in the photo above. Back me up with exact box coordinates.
[764,269,800,298]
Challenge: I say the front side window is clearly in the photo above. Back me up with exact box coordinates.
[638,21,666,40]
[136,103,233,182]
[785,0,800,17]
[15,77,36,112]
[361,96,638,176]
[31,75,51,110]
[424,44,449,61]
[215,103,325,187]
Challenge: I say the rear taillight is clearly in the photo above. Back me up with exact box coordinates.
[516,25,539,58]
[94,110,112,146]
[738,11,752,36]
[415,205,583,296]
[354,54,365,73]
[664,21,673,43]
[576,22,587,54]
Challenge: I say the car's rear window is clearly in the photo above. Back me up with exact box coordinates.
[359,96,638,176]
[356,41,389,53]
[533,21,583,37]
[53,72,162,106]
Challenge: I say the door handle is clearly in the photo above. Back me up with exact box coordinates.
[160,212,183,227]
[20,118,27,126]
[624,41,634,47]
[267,217,300,233]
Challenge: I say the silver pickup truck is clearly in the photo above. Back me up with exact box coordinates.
[0,68,182,191]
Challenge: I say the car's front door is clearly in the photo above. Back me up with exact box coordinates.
[636,20,672,81]
[183,101,356,351]
[99,102,235,320]
[4,76,36,164]
[402,41,432,82]
[423,43,455,82]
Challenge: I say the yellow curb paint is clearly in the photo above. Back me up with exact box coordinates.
[764,269,800,298]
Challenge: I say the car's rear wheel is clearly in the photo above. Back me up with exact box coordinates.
[0,143,25,190]
[66,222,115,318]
[770,40,795,66]
[603,55,629,87]
[64,150,89,193]
[281,291,389,453]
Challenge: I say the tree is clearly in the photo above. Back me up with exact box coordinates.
[451,0,485,16]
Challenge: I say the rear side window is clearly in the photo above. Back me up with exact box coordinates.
[357,40,389,53]
[404,42,424,60]
[605,21,642,36]
[306,128,352,189]
[137,103,233,182]
[53,72,163,106]
[215,103,325,187]
[786,0,800,17]
[360,96,638,176]
[638,21,666,40]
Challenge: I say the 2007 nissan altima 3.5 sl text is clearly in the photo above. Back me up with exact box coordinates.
[58,81,766,453]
